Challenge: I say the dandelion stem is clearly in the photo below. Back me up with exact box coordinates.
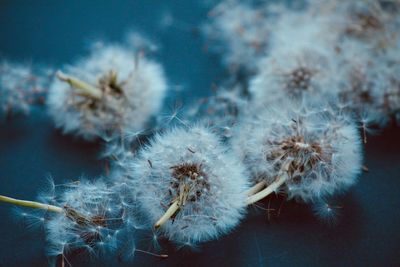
[56,71,102,100]
[0,195,63,213]
[154,200,180,228]
[246,174,288,205]
[246,180,267,196]
[135,249,168,259]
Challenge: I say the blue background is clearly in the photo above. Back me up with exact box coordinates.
[0,1,399,266]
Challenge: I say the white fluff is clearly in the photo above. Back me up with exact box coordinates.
[182,86,249,138]
[0,60,49,118]
[36,179,139,259]
[248,0,400,125]
[203,0,274,73]
[47,42,167,141]
[127,125,250,245]
[250,48,337,109]
[231,101,363,202]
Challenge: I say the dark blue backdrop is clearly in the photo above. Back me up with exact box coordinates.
[0,1,399,266]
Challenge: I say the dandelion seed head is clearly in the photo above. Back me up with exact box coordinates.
[47,40,167,141]
[25,179,139,260]
[127,125,250,244]
[250,48,336,108]
[0,60,50,119]
[182,86,248,138]
[232,102,362,202]
[202,0,274,74]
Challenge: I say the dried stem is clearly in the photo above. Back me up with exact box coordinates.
[135,249,168,259]
[0,195,63,213]
[154,200,180,228]
[246,180,267,196]
[246,174,289,205]
[56,71,102,100]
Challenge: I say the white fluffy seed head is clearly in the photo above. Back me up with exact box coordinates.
[182,86,248,138]
[203,0,273,74]
[0,60,49,118]
[34,179,139,259]
[250,48,336,109]
[127,125,250,245]
[47,42,167,141]
[231,102,363,203]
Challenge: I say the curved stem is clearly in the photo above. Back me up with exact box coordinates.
[135,249,168,259]
[246,174,288,205]
[154,200,180,228]
[246,180,267,196]
[0,195,63,213]
[56,71,102,100]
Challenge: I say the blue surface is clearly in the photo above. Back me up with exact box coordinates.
[0,1,400,266]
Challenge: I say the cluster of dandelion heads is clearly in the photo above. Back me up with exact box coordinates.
[333,43,398,126]
[24,179,141,261]
[231,102,363,203]
[0,60,50,119]
[207,0,400,127]
[47,41,167,141]
[126,125,250,245]
[326,0,400,124]
[327,0,400,50]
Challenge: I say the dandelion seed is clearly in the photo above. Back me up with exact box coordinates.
[312,199,342,225]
